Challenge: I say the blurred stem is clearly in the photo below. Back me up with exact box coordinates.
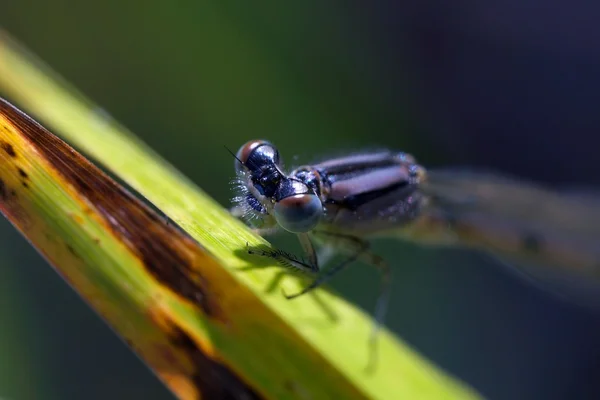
[0,221,50,400]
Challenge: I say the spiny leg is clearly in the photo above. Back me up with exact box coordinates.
[312,231,392,372]
[297,232,319,270]
[283,234,368,299]
[247,230,391,369]
[315,245,336,269]
[313,232,392,326]
[246,232,319,275]
[357,250,392,372]
[357,251,392,338]
[252,230,392,337]
[245,236,341,321]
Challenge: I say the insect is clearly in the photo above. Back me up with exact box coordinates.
[230,139,600,355]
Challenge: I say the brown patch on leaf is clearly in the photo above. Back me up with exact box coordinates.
[0,98,222,320]
[17,167,28,179]
[0,141,16,157]
[146,303,263,399]
[167,322,263,400]
[0,178,7,200]
[66,244,81,260]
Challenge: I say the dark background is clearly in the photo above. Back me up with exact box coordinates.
[1,2,600,399]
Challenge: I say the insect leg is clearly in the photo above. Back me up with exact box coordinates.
[312,231,392,370]
[283,234,369,300]
[298,232,319,269]
[314,232,392,309]
[356,250,391,371]
[246,232,319,275]
[315,245,336,268]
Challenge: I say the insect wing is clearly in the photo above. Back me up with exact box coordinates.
[418,169,600,305]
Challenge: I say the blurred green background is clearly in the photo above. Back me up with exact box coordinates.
[2,2,600,400]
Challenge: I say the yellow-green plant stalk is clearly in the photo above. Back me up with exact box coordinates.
[0,31,481,400]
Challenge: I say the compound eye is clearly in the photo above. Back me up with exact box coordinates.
[235,139,280,174]
[273,193,323,233]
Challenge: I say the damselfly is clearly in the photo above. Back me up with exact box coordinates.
[230,140,600,354]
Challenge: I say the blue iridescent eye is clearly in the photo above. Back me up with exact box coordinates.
[235,140,280,174]
[273,193,323,233]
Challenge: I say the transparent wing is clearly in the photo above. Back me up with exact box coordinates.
[410,169,600,282]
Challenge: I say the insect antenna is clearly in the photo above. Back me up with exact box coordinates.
[224,145,245,166]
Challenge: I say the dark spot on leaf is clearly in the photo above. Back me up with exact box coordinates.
[0,97,222,319]
[21,181,29,189]
[66,244,80,259]
[73,175,91,191]
[17,167,28,179]
[1,141,16,158]
[0,178,7,200]
[144,207,159,222]
[168,324,263,399]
